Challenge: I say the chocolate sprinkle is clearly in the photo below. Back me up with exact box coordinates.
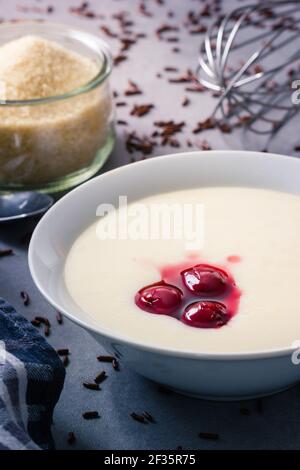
[126,132,155,155]
[139,2,153,18]
[56,311,63,325]
[57,349,70,356]
[166,37,179,43]
[182,96,190,107]
[114,54,128,66]
[168,69,195,84]
[97,355,115,363]
[143,411,155,423]
[164,66,179,72]
[218,122,232,133]
[189,25,207,35]
[35,316,50,327]
[130,104,154,117]
[67,431,76,445]
[131,412,147,423]
[193,117,216,134]
[185,83,205,93]
[94,371,107,384]
[83,382,101,391]
[62,355,69,367]
[156,24,179,37]
[154,120,185,137]
[125,80,143,96]
[100,25,118,38]
[0,248,14,257]
[82,411,100,420]
[20,291,30,306]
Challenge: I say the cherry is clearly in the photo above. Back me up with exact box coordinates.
[135,259,240,329]
[182,301,228,328]
[181,264,228,297]
[135,281,183,315]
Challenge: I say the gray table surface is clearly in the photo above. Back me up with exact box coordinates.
[1,0,300,450]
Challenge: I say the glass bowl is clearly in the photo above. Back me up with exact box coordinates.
[0,22,115,193]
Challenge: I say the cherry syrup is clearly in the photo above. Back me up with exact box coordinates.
[135,257,241,329]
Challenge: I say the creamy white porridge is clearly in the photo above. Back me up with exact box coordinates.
[64,186,300,353]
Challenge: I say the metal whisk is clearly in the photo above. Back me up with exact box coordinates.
[197,0,300,145]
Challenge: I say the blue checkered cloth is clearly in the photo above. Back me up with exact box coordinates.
[0,298,65,450]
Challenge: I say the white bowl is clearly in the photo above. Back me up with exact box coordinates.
[29,150,300,400]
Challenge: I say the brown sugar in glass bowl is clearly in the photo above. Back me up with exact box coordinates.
[0,23,115,192]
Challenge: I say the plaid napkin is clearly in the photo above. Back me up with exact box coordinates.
[0,298,65,450]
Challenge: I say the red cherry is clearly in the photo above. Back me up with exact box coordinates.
[182,301,228,328]
[135,281,183,315]
[181,264,228,296]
